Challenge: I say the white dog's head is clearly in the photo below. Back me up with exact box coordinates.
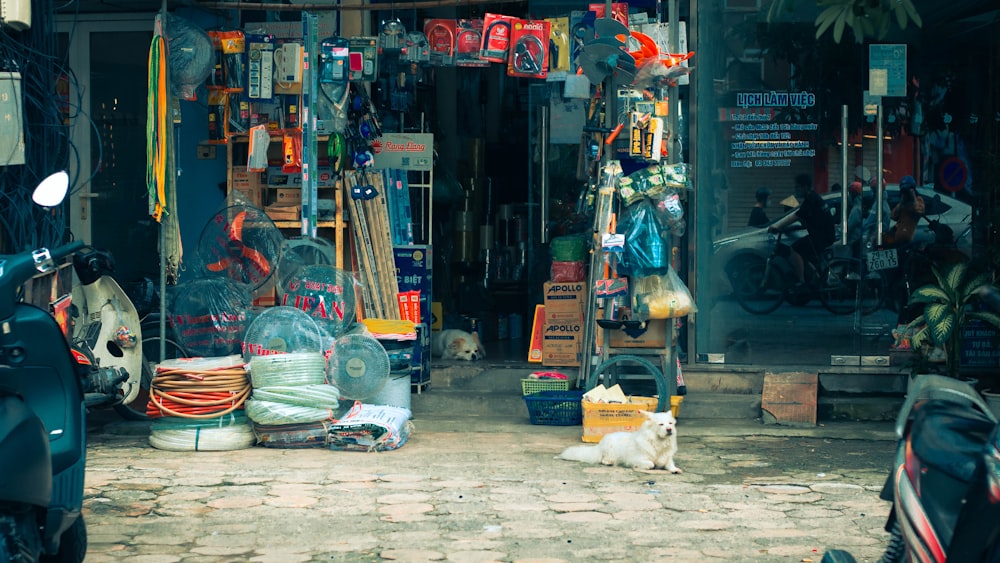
[442,330,486,361]
[639,410,677,439]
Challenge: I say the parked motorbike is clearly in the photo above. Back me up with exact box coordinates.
[0,171,87,562]
[69,247,148,420]
[822,373,1000,562]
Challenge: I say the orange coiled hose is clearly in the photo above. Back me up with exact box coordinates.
[147,367,251,419]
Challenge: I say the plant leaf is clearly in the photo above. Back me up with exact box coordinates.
[961,271,991,302]
[815,5,843,39]
[967,310,1000,331]
[833,7,848,43]
[909,284,949,305]
[925,302,955,346]
[900,0,923,27]
[893,1,908,30]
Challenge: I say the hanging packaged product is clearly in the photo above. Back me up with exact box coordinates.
[588,2,629,26]
[508,19,550,79]
[480,13,516,63]
[207,89,226,141]
[547,17,570,74]
[402,31,430,64]
[245,33,274,101]
[319,36,350,84]
[455,19,488,68]
[348,36,379,82]
[211,30,245,92]
[424,19,456,66]
[227,93,249,135]
[282,129,302,173]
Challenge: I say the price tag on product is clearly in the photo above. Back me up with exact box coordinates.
[867,248,898,271]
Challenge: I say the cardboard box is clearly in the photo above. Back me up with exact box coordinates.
[544,309,584,324]
[266,166,338,189]
[542,321,582,366]
[264,204,300,221]
[273,188,302,205]
[543,281,587,313]
[431,302,443,331]
[231,169,263,189]
[232,186,262,207]
[609,318,667,348]
[581,396,659,443]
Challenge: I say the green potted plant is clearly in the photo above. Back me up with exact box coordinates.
[905,262,1000,380]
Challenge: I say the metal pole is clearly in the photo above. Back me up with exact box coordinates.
[876,103,884,245]
[539,105,548,244]
[840,104,848,246]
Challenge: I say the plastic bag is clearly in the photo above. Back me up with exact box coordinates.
[631,267,697,320]
[617,199,669,276]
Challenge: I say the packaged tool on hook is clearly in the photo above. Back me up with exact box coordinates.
[480,13,516,63]
[507,19,550,79]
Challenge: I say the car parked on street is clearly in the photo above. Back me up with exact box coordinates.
[711,185,972,298]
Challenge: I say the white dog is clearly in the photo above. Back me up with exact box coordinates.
[558,410,681,472]
[430,329,486,361]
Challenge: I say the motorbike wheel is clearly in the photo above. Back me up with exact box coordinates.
[40,516,86,563]
[877,521,906,563]
[113,323,188,421]
[730,255,786,315]
[821,550,858,563]
[0,511,42,562]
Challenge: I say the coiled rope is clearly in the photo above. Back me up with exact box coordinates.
[147,365,251,419]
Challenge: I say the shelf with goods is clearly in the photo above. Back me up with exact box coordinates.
[225,131,347,270]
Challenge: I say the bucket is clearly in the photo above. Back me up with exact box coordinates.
[371,373,411,411]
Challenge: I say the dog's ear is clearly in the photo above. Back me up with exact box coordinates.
[447,337,463,353]
[638,410,653,419]
[472,332,486,359]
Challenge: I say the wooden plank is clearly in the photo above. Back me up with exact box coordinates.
[761,372,818,426]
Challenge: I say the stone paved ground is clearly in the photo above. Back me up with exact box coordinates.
[81,414,896,562]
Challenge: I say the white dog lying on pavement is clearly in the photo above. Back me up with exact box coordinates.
[431,329,486,361]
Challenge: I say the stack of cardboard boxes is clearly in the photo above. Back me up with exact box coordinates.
[541,281,587,366]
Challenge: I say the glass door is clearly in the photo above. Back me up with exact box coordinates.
[59,16,156,287]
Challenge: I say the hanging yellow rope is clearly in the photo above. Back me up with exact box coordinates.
[146,33,168,222]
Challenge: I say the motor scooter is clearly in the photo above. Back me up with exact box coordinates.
[823,372,1000,562]
[0,171,87,562]
[68,246,147,420]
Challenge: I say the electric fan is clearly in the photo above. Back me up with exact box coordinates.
[169,277,253,357]
[281,265,357,339]
[197,204,284,290]
[326,333,390,402]
[277,236,337,293]
[242,305,324,360]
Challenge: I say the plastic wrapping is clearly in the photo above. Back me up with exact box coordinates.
[148,413,257,451]
[168,278,253,357]
[166,15,214,101]
[248,352,328,387]
[631,267,697,320]
[550,260,586,283]
[254,421,332,448]
[197,204,284,290]
[251,384,340,407]
[279,265,357,339]
[617,199,669,276]
[245,398,342,425]
[242,306,324,359]
[327,401,413,452]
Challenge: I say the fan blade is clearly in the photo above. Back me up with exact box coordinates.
[228,211,248,241]
[242,245,273,277]
[206,257,233,272]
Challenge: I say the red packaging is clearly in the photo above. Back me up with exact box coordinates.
[480,13,516,63]
[588,3,629,26]
[551,261,585,283]
[424,19,456,66]
[456,19,488,67]
[507,19,550,79]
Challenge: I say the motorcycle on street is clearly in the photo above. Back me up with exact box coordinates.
[823,348,1000,560]
[0,172,87,562]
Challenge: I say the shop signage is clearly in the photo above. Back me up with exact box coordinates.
[725,90,818,169]
[371,133,433,171]
[869,44,906,98]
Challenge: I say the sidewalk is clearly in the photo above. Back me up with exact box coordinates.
[82,412,897,562]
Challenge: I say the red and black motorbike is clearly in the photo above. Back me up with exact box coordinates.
[823,373,1000,563]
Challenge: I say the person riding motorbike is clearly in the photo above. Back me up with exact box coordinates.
[882,175,925,247]
[747,187,771,228]
[767,174,836,289]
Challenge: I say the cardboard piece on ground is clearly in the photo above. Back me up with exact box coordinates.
[761,372,818,426]
[527,304,544,363]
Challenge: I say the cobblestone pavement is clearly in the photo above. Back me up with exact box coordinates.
[82,414,897,563]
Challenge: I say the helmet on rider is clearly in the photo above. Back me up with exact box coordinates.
[755,187,771,204]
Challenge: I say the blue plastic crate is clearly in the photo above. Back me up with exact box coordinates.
[523,390,584,426]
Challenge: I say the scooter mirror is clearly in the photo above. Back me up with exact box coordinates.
[32,170,69,208]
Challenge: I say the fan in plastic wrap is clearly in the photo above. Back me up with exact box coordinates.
[280,265,356,340]
[242,306,324,360]
[326,333,390,402]
[198,204,283,290]
[277,236,337,294]
[169,278,253,357]
[577,18,635,84]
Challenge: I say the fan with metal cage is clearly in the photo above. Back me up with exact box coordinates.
[277,236,337,292]
[326,333,390,402]
[197,204,283,290]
